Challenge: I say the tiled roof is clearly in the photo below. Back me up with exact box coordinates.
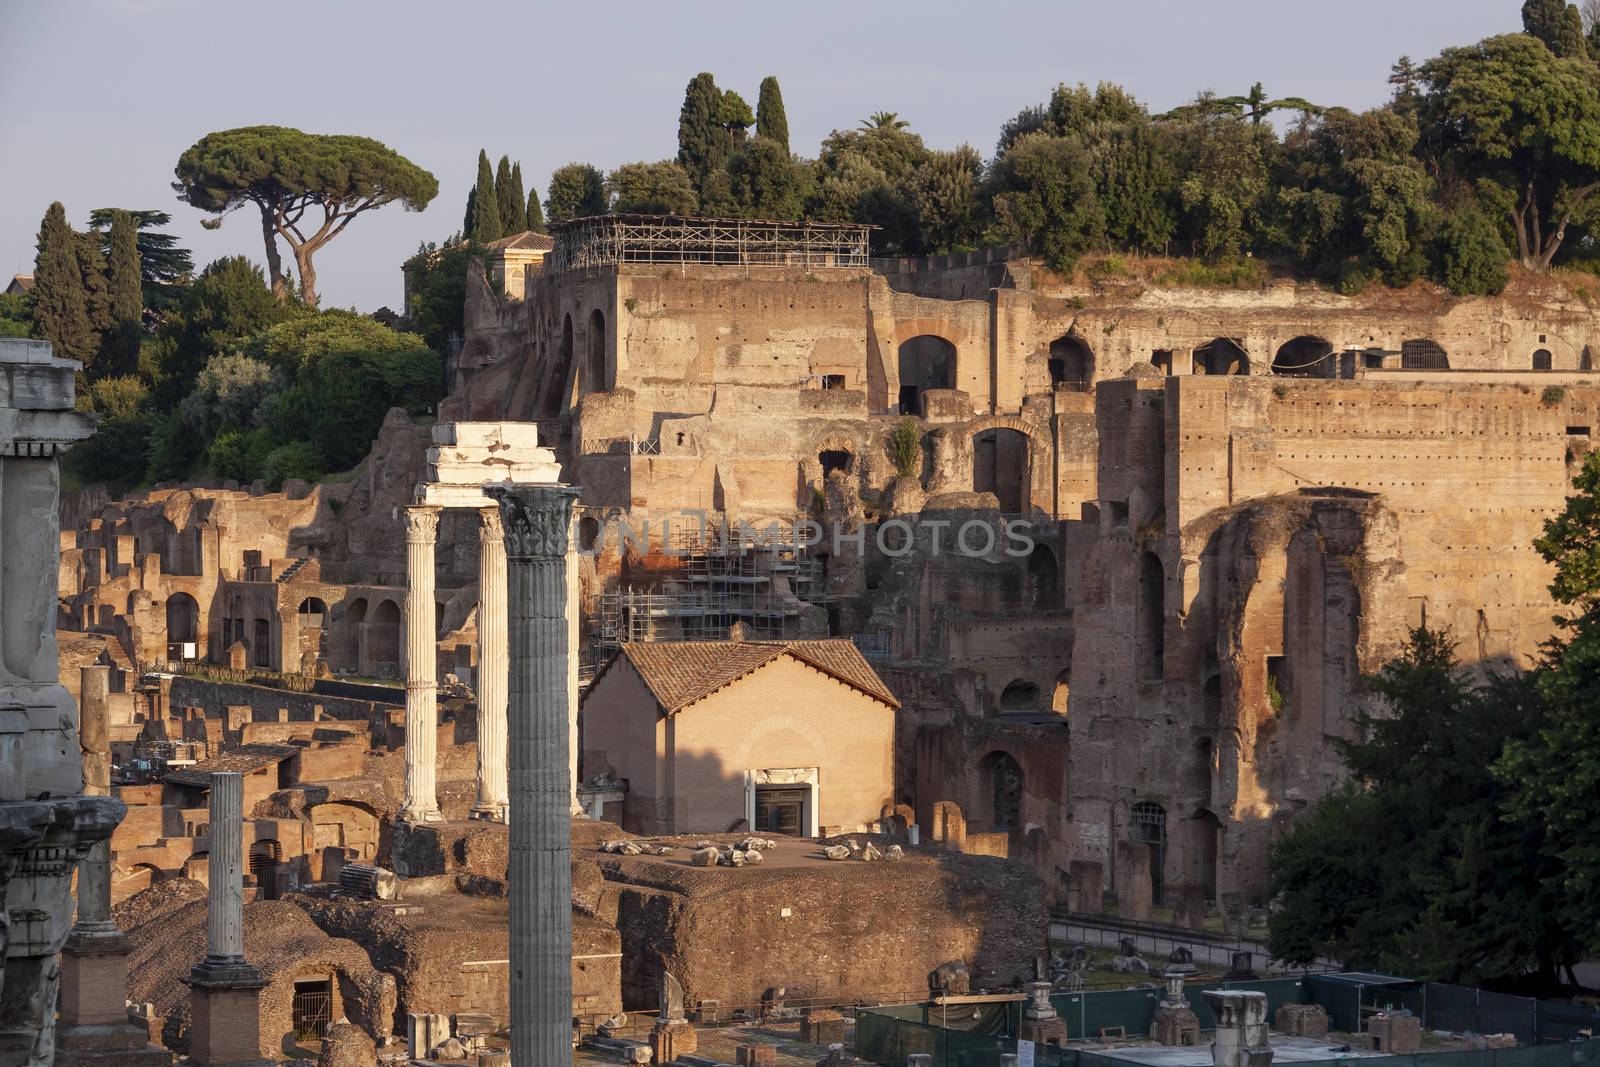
[485,230,555,252]
[606,639,899,714]
[163,743,297,787]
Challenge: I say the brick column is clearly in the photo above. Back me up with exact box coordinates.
[401,505,443,823]
[490,484,579,1067]
[472,507,509,821]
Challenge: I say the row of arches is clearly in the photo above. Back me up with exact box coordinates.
[539,307,608,417]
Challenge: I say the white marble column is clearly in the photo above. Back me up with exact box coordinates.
[401,505,443,823]
[204,772,244,963]
[568,525,582,815]
[473,507,509,821]
[490,484,578,1067]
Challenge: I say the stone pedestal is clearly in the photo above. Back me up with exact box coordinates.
[55,926,171,1066]
[1274,1003,1327,1038]
[1152,1004,1201,1047]
[187,977,269,1066]
[737,1044,777,1066]
[1018,981,1069,1047]
[649,1020,696,1063]
[1366,1012,1421,1054]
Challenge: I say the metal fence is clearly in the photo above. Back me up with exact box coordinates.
[855,978,1600,1067]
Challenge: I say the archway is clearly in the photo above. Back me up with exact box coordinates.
[1051,668,1070,714]
[973,427,1030,513]
[165,593,199,659]
[999,680,1040,712]
[578,516,600,552]
[249,839,283,900]
[1272,336,1334,378]
[1401,338,1449,370]
[1190,809,1222,902]
[981,751,1024,832]
[367,600,401,679]
[1027,544,1060,609]
[542,314,574,417]
[1193,338,1250,376]
[1138,552,1164,681]
[897,336,955,415]
[338,597,367,674]
[585,308,607,393]
[1049,333,1094,390]
[1534,348,1553,371]
[819,449,852,478]
[1132,800,1168,906]
[298,597,327,626]
[118,863,161,898]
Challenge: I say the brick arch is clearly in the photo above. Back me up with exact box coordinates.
[965,414,1043,440]
[892,317,967,349]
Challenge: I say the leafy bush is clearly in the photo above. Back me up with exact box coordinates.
[888,417,921,478]
[207,426,272,483]
[64,416,151,489]
[1434,205,1510,296]
[261,440,325,488]
[179,352,273,438]
[144,410,205,483]
[87,375,149,419]
[1153,257,1269,288]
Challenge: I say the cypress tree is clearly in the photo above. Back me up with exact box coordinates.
[496,155,525,233]
[677,73,726,194]
[101,210,143,375]
[509,162,530,232]
[527,186,546,233]
[463,185,477,235]
[33,202,94,363]
[757,76,790,153]
[468,150,502,243]
[76,232,112,337]
[1524,0,1588,56]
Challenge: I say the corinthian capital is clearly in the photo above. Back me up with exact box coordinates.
[487,484,580,562]
[403,505,442,543]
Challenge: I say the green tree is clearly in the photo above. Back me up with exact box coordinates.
[88,209,193,309]
[860,111,910,130]
[1433,197,1511,294]
[1269,628,1570,983]
[677,73,726,194]
[727,137,808,219]
[719,89,755,151]
[545,163,607,222]
[403,240,471,353]
[526,186,546,233]
[908,146,983,254]
[467,150,502,244]
[173,125,438,306]
[100,209,144,376]
[162,256,293,404]
[988,132,1105,272]
[1172,114,1273,259]
[756,75,789,152]
[606,161,698,215]
[0,292,31,339]
[1389,56,1424,115]
[1524,0,1589,58]
[1421,34,1600,269]
[1089,122,1178,253]
[1497,449,1600,965]
[32,202,94,362]
[75,230,112,338]
[86,374,149,419]
[178,351,273,440]
[496,155,527,233]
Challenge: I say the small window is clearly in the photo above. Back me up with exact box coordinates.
[1568,426,1591,437]
[1151,350,1173,375]
[1109,501,1130,527]
[821,374,845,390]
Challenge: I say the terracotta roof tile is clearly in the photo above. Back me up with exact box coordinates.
[485,230,555,252]
[611,639,899,714]
[163,743,297,787]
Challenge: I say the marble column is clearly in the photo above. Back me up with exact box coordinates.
[472,507,509,821]
[567,524,582,815]
[490,484,579,1067]
[401,505,443,823]
[185,772,267,1065]
[57,666,169,1065]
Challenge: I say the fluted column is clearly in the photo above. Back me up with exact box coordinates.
[401,505,443,823]
[567,522,581,815]
[73,664,113,930]
[473,507,509,821]
[490,483,579,1067]
[205,772,244,963]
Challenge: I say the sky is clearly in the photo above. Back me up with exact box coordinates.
[0,0,1519,313]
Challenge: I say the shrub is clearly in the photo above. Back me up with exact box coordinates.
[207,427,272,484]
[888,416,921,478]
[1542,385,1567,407]
[87,375,149,420]
[144,410,204,483]
[64,416,151,489]
[261,440,325,488]
[1434,206,1510,296]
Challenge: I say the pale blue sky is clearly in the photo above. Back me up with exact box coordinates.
[0,0,1516,312]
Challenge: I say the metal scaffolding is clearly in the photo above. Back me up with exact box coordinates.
[548,214,872,272]
[592,529,828,655]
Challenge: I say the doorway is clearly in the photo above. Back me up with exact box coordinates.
[754,787,807,836]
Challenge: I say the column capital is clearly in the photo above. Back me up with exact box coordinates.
[478,506,504,544]
[487,484,580,563]
[403,504,442,543]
